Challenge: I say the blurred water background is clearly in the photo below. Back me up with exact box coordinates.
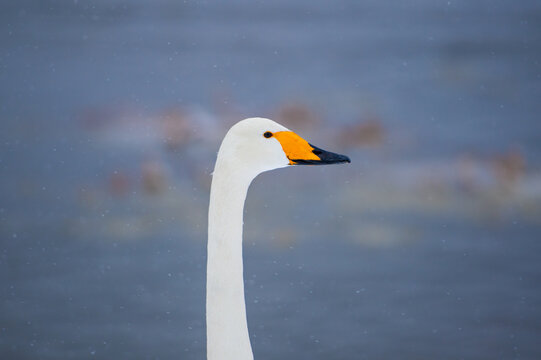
[1,0,541,359]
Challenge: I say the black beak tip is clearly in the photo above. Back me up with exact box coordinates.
[332,154,351,164]
[291,145,351,165]
[312,144,350,165]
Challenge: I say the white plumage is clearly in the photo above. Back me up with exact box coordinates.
[206,118,349,359]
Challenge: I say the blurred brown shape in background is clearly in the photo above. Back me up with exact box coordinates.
[492,147,525,190]
[338,115,385,148]
[275,102,320,133]
[159,108,192,151]
[142,159,168,195]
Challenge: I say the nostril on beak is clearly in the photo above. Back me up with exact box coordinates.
[312,149,322,156]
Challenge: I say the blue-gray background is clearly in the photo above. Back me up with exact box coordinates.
[1,1,541,359]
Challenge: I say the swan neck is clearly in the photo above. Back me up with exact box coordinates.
[207,163,254,360]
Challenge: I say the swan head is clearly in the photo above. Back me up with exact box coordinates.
[217,117,350,178]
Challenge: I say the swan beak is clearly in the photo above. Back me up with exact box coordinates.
[274,131,351,165]
[291,144,351,165]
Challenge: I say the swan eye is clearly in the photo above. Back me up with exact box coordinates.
[263,131,273,138]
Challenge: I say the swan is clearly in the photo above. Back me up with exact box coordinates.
[207,117,350,360]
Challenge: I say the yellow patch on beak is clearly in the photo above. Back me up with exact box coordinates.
[274,131,319,165]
